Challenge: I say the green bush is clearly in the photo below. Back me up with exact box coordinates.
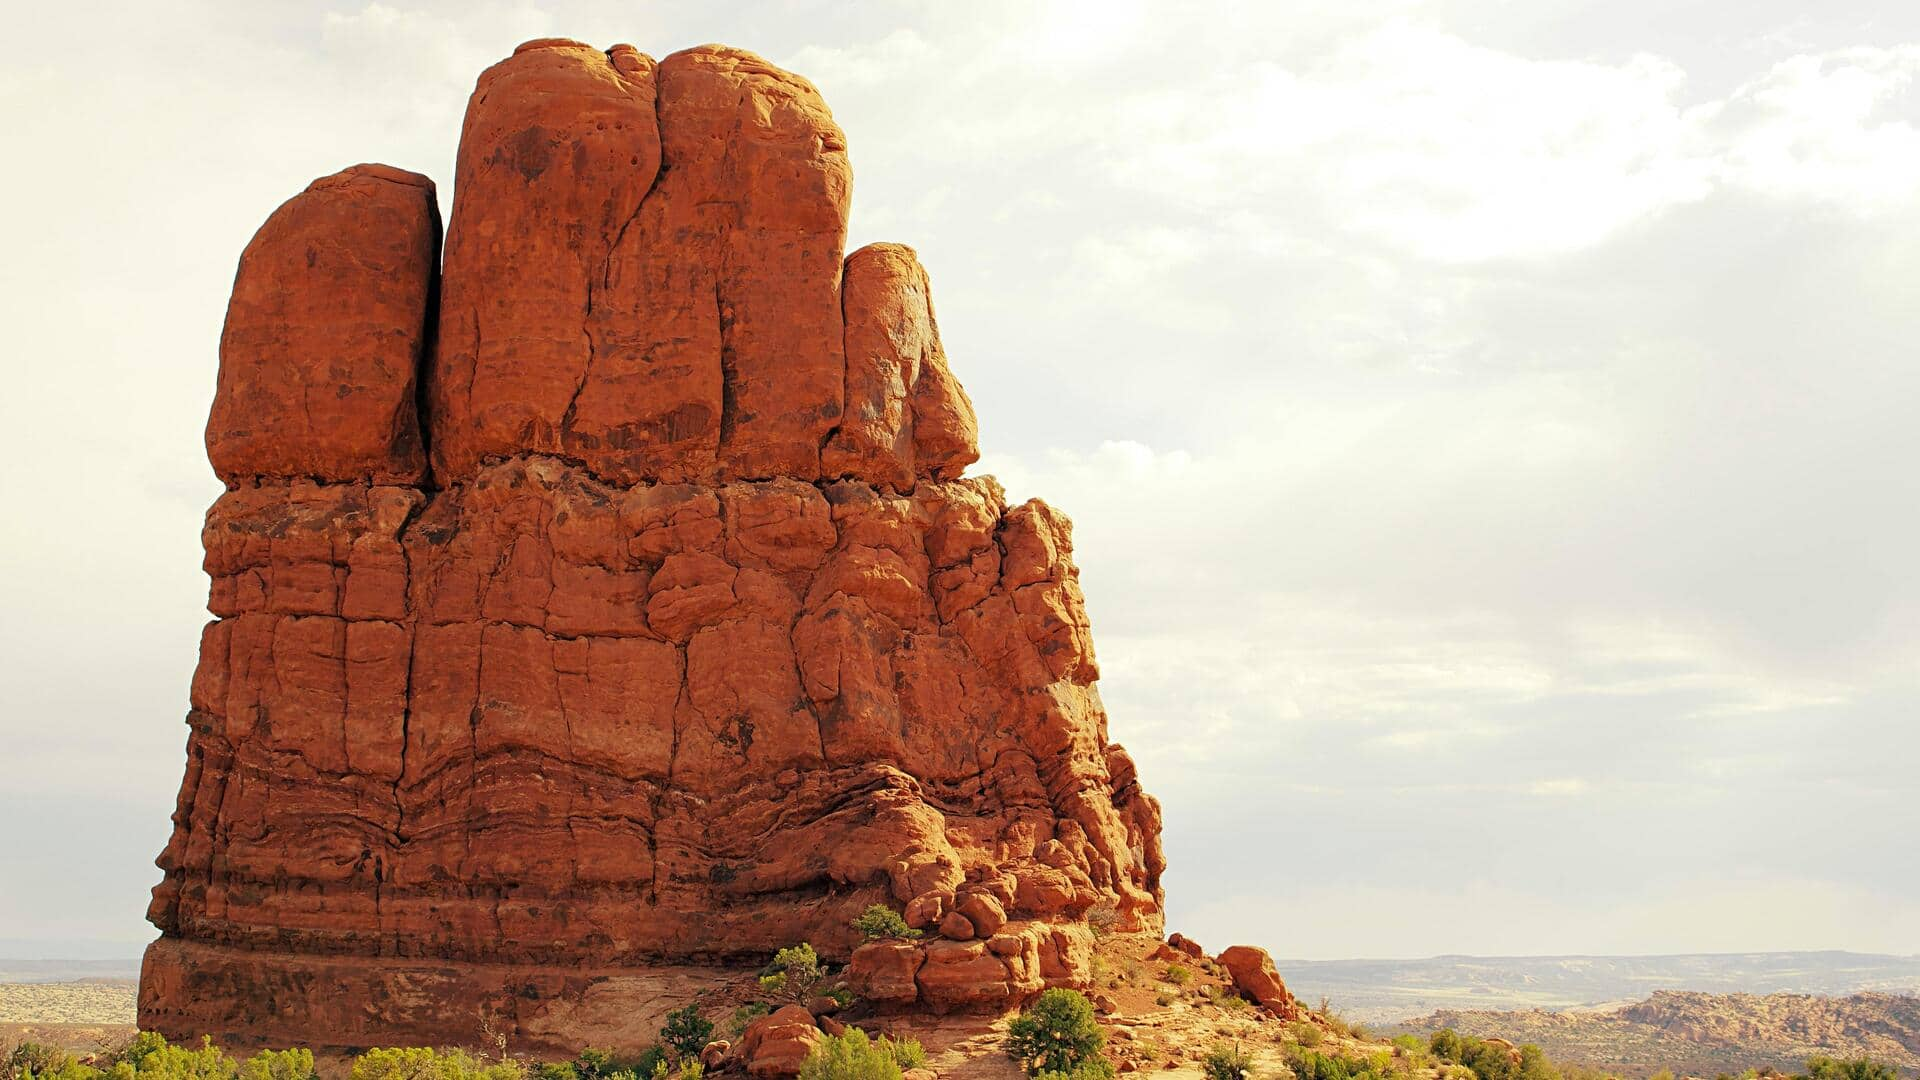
[659,1005,714,1061]
[1005,989,1106,1078]
[852,905,921,942]
[647,1062,701,1080]
[1800,1058,1898,1080]
[878,1039,924,1072]
[1204,986,1249,1011]
[726,1004,771,1038]
[237,1050,313,1080]
[572,1050,621,1080]
[1289,1023,1324,1049]
[349,1047,522,1080]
[1202,1043,1256,1080]
[9,1044,77,1080]
[797,1030,898,1080]
[1283,1049,1393,1080]
[535,1066,579,1080]
[123,1036,240,1080]
[1032,1065,1114,1080]
[759,944,826,1003]
[1161,964,1192,987]
[1425,1030,1563,1080]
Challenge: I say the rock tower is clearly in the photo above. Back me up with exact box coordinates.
[140,38,1164,1053]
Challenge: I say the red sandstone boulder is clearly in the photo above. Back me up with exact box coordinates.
[1166,932,1206,959]
[957,891,1008,937]
[1216,946,1300,1019]
[848,941,925,1004]
[207,164,438,485]
[739,1005,822,1078]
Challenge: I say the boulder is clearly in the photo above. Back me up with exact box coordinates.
[847,941,924,1005]
[739,1005,823,1078]
[956,891,1008,937]
[1216,946,1300,1019]
[1166,932,1206,959]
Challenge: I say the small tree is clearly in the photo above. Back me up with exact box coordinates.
[852,905,921,942]
[660,1004,715,1061]
[760,943,827,1003]
[1005,989,1106,1078]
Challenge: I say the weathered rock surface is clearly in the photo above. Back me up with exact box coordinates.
[142,37,1162,1053]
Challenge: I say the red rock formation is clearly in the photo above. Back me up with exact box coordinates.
[142,38,1163,1053]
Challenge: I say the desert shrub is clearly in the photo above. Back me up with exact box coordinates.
[349,1047,523,1080]
[1283,1050,1394,1080]
[1153,991,1174,1007]
[660,1005,714,1061]
[1032,1065,1114,1080]
[727,1004,771,1038]
[1800,1059,1897,1080]
[1202,1043,1256,1080]
[237,1050,314,1080]
[878,1039,925,1072]
[1289,1023,1324,1049]
[9,1044,77,1080]
[534,1066,578,1080]
[1005,989,1106,1078]
[572,1051,620,1080]
[852,905,921,942]
[124,1037,241,1080]
[1425,1031,1562,1080]
[629,1047,669,1080]
[647,1062,701,1080]
[1204,986,1249,1011]
[798,1030,898,1080]
[1162,964,1191,987]
[759,944,826,1003]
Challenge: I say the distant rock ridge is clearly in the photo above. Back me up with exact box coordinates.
[1402,991,1920,1077]
[140,38,1164,1053]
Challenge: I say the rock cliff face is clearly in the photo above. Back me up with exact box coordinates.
[142,38,1163,1052]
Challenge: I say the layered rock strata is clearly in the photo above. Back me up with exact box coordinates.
[142,38,1163,1051]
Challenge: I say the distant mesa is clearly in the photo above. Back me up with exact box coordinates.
[142,38,1165,1053]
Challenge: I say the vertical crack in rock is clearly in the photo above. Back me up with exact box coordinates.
[142,36,1165,1055]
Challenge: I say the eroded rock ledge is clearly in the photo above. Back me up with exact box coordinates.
[143,37,1164,1051]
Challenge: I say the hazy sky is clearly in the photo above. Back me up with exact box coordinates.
[3,1,1918,961]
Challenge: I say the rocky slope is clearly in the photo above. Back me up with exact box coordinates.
[1399,991,1920,1077]
[141,37,1163,1054]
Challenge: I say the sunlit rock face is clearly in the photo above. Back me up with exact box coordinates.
[141,37,1164,1053]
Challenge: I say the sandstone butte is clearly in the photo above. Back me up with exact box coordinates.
[140,38,1174,1055]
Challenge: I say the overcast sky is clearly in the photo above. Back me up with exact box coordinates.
[3,0,1917,961]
